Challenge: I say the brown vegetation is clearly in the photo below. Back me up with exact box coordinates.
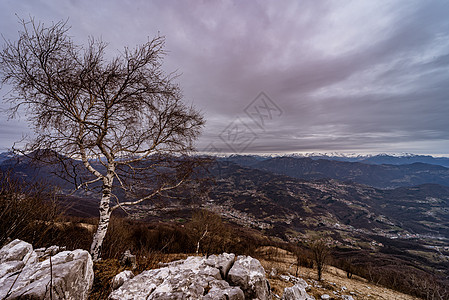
[0,172,92,249]
[257,245,420,300]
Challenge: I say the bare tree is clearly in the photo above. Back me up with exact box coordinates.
[311,240,330,281]
[341,258,354,279]
[0,18,204,261]
[186,210,227,256]
[291,247,302,277]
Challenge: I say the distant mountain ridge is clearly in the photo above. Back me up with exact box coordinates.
[289,153,449,167]
[3,151,449,190]
[359,154,449,167]
[221,155,449,189]
[219,153,449,167]
[0,152,15,164]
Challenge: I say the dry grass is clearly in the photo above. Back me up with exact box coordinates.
[256,246,420,300]
[89,259,123,300]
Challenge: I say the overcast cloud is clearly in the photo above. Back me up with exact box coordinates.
[1,0,449,155]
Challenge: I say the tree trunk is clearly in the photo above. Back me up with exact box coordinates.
[196,228,208,255]
[90,180,113,261]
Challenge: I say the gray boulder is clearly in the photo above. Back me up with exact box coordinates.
[0,240,93,300]
[0,239,38,285]
[0,239,37,266]
[282,281,314,300]
[203,284,245,300]
[204,252,235,279]
[110,255,241,300]
[228,255,272,300]
[112,270,134,290]
[292,278,309,290]
[110,253,272,300]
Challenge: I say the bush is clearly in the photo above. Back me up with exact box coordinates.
[0,171,61,247]
[98,210,269,260]
[185,210,230,255]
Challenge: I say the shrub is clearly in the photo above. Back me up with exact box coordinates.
[0,171,61,247]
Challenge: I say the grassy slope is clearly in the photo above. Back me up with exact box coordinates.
[257,246,419,300]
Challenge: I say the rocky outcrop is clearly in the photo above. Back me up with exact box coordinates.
[228,255,272,300]
[0,239,93,300]
[110,253,271,300]
[0,239,38,280]
[281,278,314,300]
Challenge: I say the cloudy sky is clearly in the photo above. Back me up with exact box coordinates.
[1,0,449,155]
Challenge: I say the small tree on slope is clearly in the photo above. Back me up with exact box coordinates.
[311,239,330,281]
[0,18,204,261]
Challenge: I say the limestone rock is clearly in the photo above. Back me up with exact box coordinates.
[45,245,66,257]
[228,255,272,300]
[35,245,67,260]
[112,270,134,290]
[0,240,93,300]
[110,255,230,299]
[204,252,235,279]
[282,282,315,300]
[110,253,272,300]
[0,239,37,265]
[35,247,46,258]
[203,285,245,300]
[294,278,309,290]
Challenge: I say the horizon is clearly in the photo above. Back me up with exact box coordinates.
[204,152,449,158]
[2,149,449,159]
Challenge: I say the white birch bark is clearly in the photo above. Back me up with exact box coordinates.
[90,173,113,261]
[195,226,208,255]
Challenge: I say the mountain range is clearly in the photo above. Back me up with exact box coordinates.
[287,153,449,168]
[220,155,449,189]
